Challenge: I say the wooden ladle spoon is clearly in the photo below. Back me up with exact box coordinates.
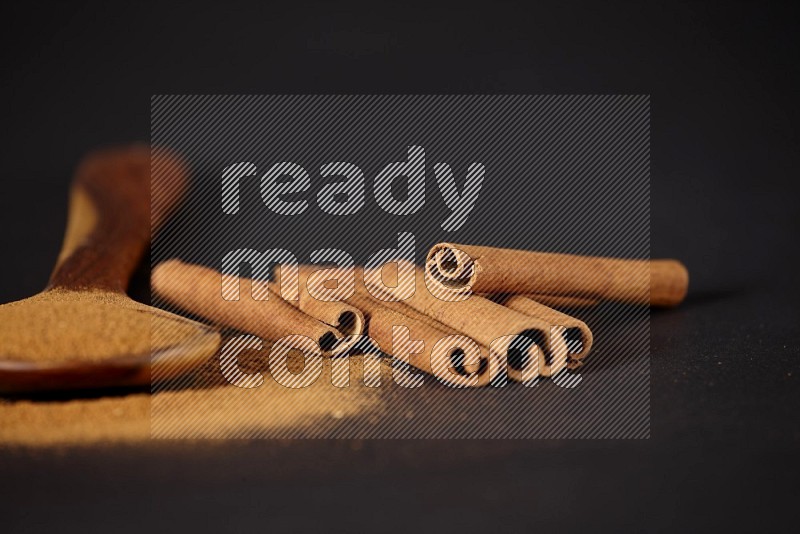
[0,145,220,393]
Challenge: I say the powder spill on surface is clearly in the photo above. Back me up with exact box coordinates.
[0,394,151,446]
[0,352,386,446]
[0,289,202,363]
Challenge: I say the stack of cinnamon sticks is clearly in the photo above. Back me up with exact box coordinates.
[151,243,688,387]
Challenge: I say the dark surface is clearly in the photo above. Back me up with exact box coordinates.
[0,1,798,532]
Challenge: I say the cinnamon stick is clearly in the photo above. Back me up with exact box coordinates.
[271,266,366,355]
[290,265,497,387]
[365,262,569,379]
[490,294,593,369]
[151,260,345,356]
[427,243,689,307]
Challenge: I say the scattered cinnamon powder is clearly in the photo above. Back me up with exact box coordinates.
[0,393,151,445]
[0,351,385,446]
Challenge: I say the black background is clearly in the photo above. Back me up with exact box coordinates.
[1,1,798,532]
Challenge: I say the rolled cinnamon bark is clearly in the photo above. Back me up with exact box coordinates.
[151,260,345,357]
[490,294,593,369]
[271,266,365,355]
[427,243,689,307]
[368,298,485,376]
[292,264,497,387]
[366,262,569,379]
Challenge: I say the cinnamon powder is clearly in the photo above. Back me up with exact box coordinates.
[0,289,201,364]
[0,352,384,446]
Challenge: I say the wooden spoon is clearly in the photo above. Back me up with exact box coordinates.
[0,145,220,393]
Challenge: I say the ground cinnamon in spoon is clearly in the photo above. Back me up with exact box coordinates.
[0,289,201,364]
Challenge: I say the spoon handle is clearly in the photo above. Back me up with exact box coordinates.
[48,145,188,292]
